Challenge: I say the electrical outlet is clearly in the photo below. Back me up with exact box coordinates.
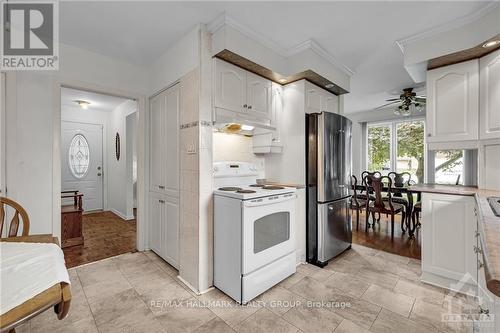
[187,144,197,154]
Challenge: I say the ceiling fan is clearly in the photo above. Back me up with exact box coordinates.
[375,87,426,116]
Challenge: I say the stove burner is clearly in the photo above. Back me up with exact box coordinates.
[249,184,264,187]
[262,185,285,190]
[237,189,257,194]
[218,187,243,191]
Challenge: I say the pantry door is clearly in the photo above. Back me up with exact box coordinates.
[61,121,103,211]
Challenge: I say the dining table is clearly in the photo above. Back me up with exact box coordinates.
[352,184,421,236]
[0,235,72,333]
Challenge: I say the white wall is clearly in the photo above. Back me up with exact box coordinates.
[107,100,137,220]
[149,26,200,95]
[212,131,265,178]
[6,42,148,237]
[483,144,500,190]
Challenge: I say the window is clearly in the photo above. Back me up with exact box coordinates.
[428,149,478,186]
[69,134,90,178]
[366,120,425,183]
[367,124,391,175]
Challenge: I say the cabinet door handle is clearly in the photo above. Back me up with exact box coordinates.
[243,104,247,108]
[159,199,165,203]
[475,231,480,238]
[479,306,490,316]
[159,185,165,189]
[474,245,483,254]
[478,260,484,269]
[427,133,432,137]
[248,105,252,109]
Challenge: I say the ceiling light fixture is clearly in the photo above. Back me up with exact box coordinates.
[325,83,335,89]
[482,40,500,48]
[278,78,287,84]
[75,100,90,109]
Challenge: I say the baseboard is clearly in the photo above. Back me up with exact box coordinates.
[177,275,203,295]
[421,271,477,297]
[109,208,133,221]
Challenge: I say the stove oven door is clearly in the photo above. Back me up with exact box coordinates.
[242,193,296,275]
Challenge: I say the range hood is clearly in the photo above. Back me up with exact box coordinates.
[214,107,276,133]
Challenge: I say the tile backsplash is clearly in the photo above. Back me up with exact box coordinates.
[212,131,265,178]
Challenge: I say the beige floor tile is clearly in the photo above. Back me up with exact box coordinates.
[353,267,400,290]
[289,276,345,303]
[324,258,364,275]
[279,272,306,289]
[234,308,299,333]
[192,317,236,333]
[154,297,216,333]
[196,289,261,327]
[323,272,370,298]
[97,307,166,333]
[256,285,305,316]
[282,303,343,332]
[334,319,371,333]
[310,268,335,282]
[88,288,148,325]
[371,308,435,333]
[82,274,133,304]
[31,317,98,333]
[410,299,470,333]
[374,250,410,265]
[138,280,193,313]
[144,250,179,276]
[396,261,422,281]
[394,278,445,306]
[76,258,121,286]
[361,284,415,317]
[328,295,381,330]
[14,322,30,333]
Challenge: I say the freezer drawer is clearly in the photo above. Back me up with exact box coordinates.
[317,197,352,263]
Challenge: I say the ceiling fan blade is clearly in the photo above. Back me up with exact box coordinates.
[385,98,401,102]
[374,101,400,110]
[415,97,426,102]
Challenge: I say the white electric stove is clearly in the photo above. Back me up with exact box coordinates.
[213,161,297,304]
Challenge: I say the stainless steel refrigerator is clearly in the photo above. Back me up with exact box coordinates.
[306,112,352,267]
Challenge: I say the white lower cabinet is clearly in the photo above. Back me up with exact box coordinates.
[421,193,477,290]
[149,192,179,269]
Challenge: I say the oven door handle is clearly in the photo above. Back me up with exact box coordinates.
[243,194,297,207]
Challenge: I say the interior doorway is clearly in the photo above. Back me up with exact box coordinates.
[60,87,138,267]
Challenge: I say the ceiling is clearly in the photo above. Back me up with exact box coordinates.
[59,1,493,114]
[61,87,131,113]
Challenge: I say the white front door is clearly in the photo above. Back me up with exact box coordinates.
[61,121,103,211]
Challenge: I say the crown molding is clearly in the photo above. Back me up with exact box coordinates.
[207,13,354,77]
[396,1,500,53]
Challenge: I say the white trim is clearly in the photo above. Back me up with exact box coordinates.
[0,73,5,196]
[53,80,148,251]
[396,2,500,53]
[207,13,355,77]
[109,208,134,221]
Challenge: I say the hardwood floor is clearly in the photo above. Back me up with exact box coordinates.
[63,211,136,268]
[351,209,421,260]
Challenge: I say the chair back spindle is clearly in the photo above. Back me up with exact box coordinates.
[0,197,30,237]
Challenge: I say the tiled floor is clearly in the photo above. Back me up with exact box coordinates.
[18,245,476,333]
[63,211,137,268]
[352,210,422,260]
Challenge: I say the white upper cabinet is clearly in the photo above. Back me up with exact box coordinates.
[426,59,479,142]
[246,72,272,120]
[480,49,500,140]
[214,59,273,121]
[305,81,339,114]
[214,59,247,114]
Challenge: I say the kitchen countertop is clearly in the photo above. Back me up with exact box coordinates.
[411,184,500,297]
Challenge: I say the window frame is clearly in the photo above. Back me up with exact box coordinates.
[365,117,426,181]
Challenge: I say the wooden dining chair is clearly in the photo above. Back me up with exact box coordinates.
[0,197,30,238]
[350,175,366,231]
[412,201,422,231]
[358,171,381,201]
[385,171,412,209]
[363,175,406,239]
